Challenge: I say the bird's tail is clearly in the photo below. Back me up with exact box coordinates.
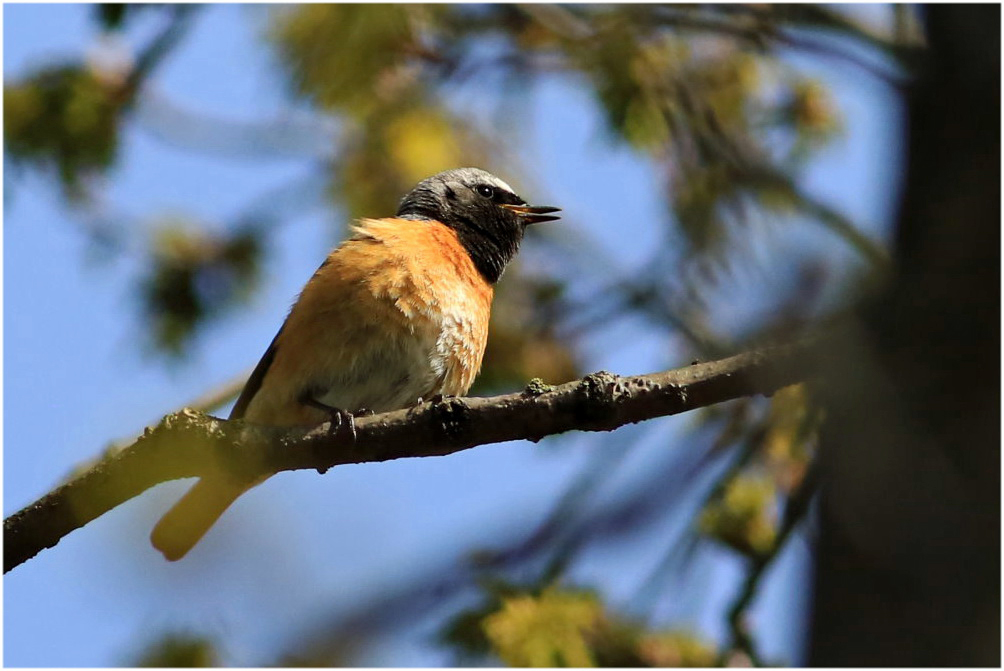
[150,478,249,561]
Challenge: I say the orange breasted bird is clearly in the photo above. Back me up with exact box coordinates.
[151,167,560,560]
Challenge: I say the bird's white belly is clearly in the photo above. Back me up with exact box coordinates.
[312,317,462,413]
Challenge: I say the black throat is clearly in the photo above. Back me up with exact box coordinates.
[398,197,523,284]
[446,215,522,284]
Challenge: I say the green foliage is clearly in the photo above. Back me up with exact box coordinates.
[140,220,262,355]
[695,385,819,566]
[132,633,218,667]
[763,383,820,493]
[5,64,126,199]
[566,21,680,150]
[270,5,435,118]
[636,630,718,667]
[700,473,778,558]
[784,79,843,162]
[483,587,603,667]
[332,102,489,220]
[271,6,500,223]
[448,584,719,667]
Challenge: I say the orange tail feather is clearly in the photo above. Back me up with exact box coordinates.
[151,478,249,561]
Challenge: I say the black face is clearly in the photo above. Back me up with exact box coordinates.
[396,167,560,284]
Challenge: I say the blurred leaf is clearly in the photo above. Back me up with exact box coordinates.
[5,64,127,199]
[692,50,760,131]
[699,473,777,557]
[441,600,500,660]
[270,5,440,117]
[384,107,462,183]
[333,102,484,220]
[565,21,681,151]
[139,220,263,356]
[482,587,603,667]
[783,79,843,162]
[637,630,717,667]
[763,384,819,492]
[132,633,218,667]
[673,161,740,252]
[441,578,546,661]
[458,581,720,667]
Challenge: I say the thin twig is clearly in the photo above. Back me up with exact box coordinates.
[723,459,821,666]
[125,5,200,94]
[643,6,909,88]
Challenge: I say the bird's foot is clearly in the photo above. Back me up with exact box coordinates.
[409,394,451,417]
[301,394,357,442]
[327,407,357,442]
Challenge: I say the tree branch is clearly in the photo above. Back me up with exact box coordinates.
[4,340,815,573]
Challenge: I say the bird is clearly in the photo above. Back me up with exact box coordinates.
[150,167,560,560]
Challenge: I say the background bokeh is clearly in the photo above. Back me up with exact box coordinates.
[6,4,994,668]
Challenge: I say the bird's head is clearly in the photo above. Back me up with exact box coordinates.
[397,167,560,283]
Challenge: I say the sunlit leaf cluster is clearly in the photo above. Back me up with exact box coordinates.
[700,473,778,557]
[446,584,716,667]
[698,384,819,558]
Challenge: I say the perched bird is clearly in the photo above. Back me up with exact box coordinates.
[151,167,560,560]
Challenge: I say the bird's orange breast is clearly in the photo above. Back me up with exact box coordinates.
[241,218,493,426]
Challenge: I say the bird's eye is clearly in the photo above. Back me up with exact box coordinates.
[475,184,495,199]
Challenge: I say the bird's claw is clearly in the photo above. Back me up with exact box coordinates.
[301,393,356,442]
[328,407,357,442]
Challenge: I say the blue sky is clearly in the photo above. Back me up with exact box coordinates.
[4,5,901,666]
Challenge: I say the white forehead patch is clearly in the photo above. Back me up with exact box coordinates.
[484,174,515,194]
[450,167,517,196]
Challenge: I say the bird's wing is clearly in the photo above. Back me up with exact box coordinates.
[229,326,283,420]
[229,253,339,421]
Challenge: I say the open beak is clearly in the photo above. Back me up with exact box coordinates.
[502,203,562,225]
